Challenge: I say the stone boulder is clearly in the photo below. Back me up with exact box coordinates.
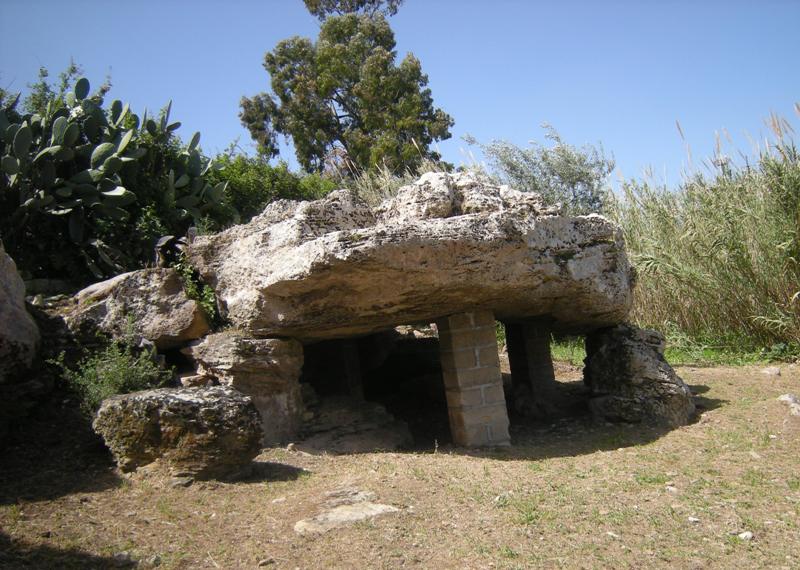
[187,172,634,342]
[182,332,304,445]
[0,241,39,384]
[67,268,209,350]
[583,325,695,427]
[93,386,262,479]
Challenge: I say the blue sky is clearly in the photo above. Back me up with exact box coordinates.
[1,0,798,189]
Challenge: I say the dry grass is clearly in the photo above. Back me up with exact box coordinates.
[1,364,799,569]
[335,158,449,206]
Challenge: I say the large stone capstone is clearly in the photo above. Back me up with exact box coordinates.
[0,241,39,384]
[188,172,635,342]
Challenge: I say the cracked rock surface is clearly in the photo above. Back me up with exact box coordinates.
[584,324,696,427]
[93,386,262,479]
[294,487,399,535]
[67,268,209,350]
[188,172,635,342]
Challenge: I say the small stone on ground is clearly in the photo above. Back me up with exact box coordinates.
[294,487,399,535]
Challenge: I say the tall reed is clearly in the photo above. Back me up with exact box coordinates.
[609,119,800,351]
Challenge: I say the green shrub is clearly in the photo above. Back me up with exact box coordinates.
[208,154,337,223]
[173,253,219,323]
[55,338,173,416]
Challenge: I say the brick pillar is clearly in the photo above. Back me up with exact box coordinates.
[436,310,510,447]
[505,319,556,407]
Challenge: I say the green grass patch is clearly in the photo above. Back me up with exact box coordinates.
[634,472,669,485]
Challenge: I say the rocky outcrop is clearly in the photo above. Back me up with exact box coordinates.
[583,325,695,427]
[93,386,262,479]
[188,172,634,342]
[67,268,209,350]
[182,332,304,445]
[0,241,39,384]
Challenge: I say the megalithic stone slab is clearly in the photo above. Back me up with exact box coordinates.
[187,172,635,343]
[583,324,696,427]
[67,268,209,350]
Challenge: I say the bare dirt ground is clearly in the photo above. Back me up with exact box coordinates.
[1,364,799,569]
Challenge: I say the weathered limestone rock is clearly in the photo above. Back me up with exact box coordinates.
[182,332,304,445]
[93,386,262,479]
[583,325,695,427]
[188,172,634,342]
[777,394,800,417]
[67,268,209,350]
[294,487,399,535]
[0,241,39,384]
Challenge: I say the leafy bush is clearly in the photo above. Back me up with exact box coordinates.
[465,125,615,214]
[55,337,173,416]
[207,154,336,223]
[0,72,229,282]
[609,123,800,352]
[173,253,219,323]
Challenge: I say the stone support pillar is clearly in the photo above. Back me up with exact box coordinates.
[436,310,510,447]
[505,319,556,410]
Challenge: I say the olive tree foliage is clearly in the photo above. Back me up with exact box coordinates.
[303,0,404,20]
[465,125,615,215]
[240,14,453,174]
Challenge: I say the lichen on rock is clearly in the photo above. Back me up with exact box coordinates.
[93,386,262,479]
[583,324,696,427]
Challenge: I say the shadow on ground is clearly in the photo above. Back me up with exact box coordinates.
[236,461,310,484]
[0,378,728,504]
[346,376,728,463]
[689,383,727,416]
[452,382,728,462]
[0,531,126,570]
[0,392,120,506]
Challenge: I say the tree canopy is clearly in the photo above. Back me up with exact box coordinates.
[240,14,453,173]
[303,0,404,20]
